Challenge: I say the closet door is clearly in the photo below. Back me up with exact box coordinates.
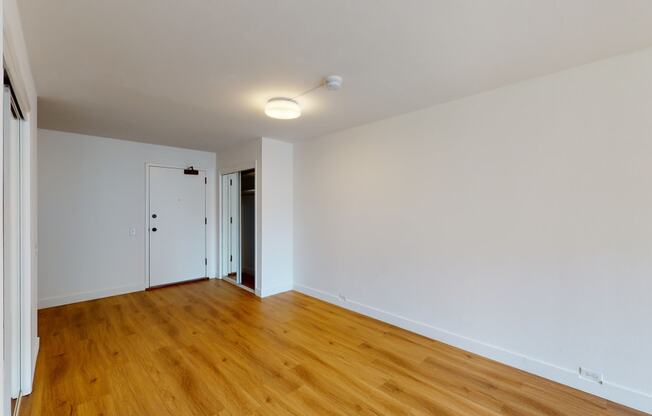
[3,85,22,410]
[221,173,239,277]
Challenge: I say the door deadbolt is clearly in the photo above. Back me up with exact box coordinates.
[152,227,157,232]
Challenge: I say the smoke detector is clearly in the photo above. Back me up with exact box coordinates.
[325,75,343,91]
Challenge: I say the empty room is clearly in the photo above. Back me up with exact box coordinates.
[1,0,652,415]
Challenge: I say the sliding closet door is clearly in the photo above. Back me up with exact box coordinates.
[221,173,240,279]
[3,85,22,409]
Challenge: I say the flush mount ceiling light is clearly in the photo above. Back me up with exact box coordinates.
[265,75,343,120]
[265,98,301,119]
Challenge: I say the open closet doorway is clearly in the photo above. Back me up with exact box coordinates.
[221,168,255,292]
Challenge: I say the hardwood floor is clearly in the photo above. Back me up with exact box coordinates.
[21,280,645,416]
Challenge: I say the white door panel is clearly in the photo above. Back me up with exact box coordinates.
[3,86,21,402]
[221,173,239,277]
[149,167,206,287]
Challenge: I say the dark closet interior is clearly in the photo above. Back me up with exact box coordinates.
[240,169,255,290]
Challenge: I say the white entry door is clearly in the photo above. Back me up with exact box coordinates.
[149,166,207,287]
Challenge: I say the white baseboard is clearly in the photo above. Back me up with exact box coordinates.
[293,283,652,414]
[261,282,293,298]
[38,283,145,309]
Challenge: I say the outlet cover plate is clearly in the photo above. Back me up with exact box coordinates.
[579,367,604,384]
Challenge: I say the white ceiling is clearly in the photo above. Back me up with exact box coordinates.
[18,0,652,152]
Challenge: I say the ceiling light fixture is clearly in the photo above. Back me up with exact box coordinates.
[265,75,343,120]
[265,97,301,120]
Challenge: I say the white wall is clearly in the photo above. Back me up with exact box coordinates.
[217,138,262,172]
[218,138,262,291]
[294,47,652,413]
[261,138,293,297]
[217,137,293,297]
[38,129,217,308]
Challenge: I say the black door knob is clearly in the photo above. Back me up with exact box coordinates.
[152,227,157,232]
[152,214,157,218]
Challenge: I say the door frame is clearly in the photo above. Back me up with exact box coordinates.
[218,161,258,295]
[144,163,208,288]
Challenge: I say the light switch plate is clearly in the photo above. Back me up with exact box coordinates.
[129,227,136,236]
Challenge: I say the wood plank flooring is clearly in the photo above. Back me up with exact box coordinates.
[21,279,646,416]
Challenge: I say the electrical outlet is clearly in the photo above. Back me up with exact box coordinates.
[579,367,603,384]
[129,227,137,237]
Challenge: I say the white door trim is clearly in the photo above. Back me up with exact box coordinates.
[18,103,33,396]
[219,161,256,177]
[144,163,208,288]
[0,78,6,416]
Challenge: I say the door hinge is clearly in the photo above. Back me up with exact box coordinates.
[205,217,207,225]
[230,217,233,224]
[205,258,207,265]
[205,177,207,184]
[230,255,233,262]
[230,179,232,186]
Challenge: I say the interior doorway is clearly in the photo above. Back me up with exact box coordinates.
[148,165,207,288]
[221,168,256,292]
